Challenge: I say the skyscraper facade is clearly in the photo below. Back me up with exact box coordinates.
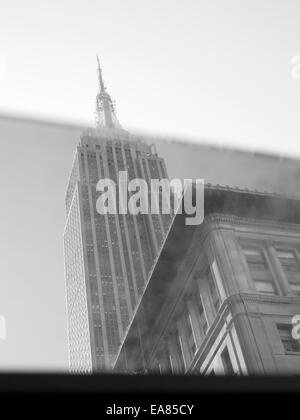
[63,59,171,372]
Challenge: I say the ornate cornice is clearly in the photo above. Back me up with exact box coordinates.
[201,213,300,233]
[204,183,300,201]
[224,291,300,306]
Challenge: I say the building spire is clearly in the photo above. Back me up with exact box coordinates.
[96,55,105,93]
[95,56,121,129]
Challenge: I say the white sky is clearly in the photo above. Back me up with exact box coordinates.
[1,0,300,157]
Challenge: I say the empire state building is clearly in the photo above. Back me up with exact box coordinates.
[63,58,171,372]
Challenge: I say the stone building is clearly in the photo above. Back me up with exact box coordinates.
[114,185,300,375]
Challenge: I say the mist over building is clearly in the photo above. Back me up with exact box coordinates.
[115,186,300,375]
